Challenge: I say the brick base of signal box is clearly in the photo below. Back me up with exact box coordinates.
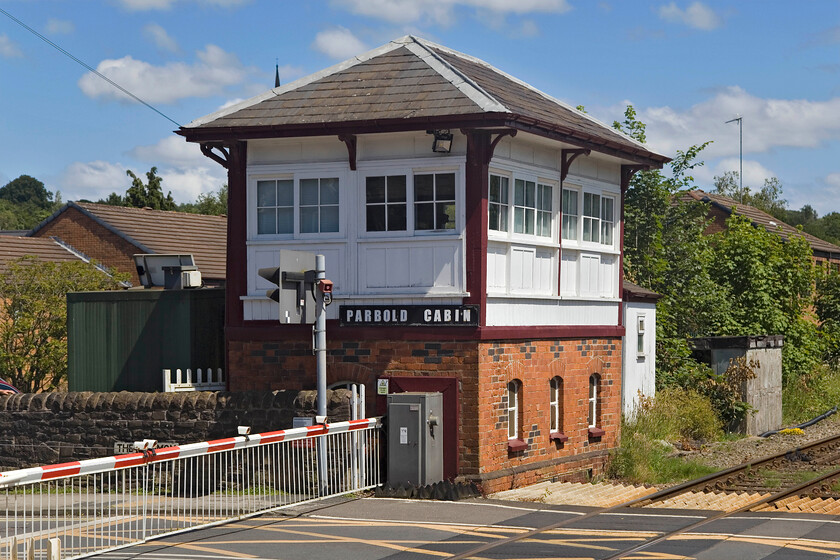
[227,332,621,493]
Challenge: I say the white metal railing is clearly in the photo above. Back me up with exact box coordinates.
[162,368,226,392]
[0,418,381,560]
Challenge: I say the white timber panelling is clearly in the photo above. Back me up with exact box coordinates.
[359,240,462,293]
[560,251,578,296]
[485,298,619,326]
[487,244,508,292]
[622,301,657,418]
[510,246,535,293]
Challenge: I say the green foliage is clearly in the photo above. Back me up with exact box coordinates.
[781,364,840,424]
[98,192,126,206]
[0,257,126,392]
[713,172,787,220]
[609,388,720,483]
[125,167,176,210]
[177,185,228,215]
[0,175,60,229]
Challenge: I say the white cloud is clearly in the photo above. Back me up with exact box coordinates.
[157,166,227,203]
[826,173,840,190]
[313,27,369,60]
[116,0,249,11]
[0,34,22,58]
[658,2,722,31]
[78,45,254,104]
[143,23,179,53]
[622,87,840,161]
[707,158,776,188]
[58,161,129,202]
[332,0,570,25]
[46,19,75,35]
[129,136,208,168]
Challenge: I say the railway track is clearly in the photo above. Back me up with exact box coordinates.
[448,433,840,559]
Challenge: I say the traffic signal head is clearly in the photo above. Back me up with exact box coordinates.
[258,267,282,302]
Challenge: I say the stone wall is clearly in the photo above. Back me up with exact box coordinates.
[0,389,352,470]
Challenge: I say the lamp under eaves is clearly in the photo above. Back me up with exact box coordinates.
[430,129,453,153]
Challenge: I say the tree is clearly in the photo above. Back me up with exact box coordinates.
[712,172,787,219]
[0,175,53,209]
[0,258,126,392]
[125,167,175,210]
[98,192,126,206]
[178,185,228,215]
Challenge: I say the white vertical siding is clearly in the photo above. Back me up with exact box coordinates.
[622,301,657,418]
[485,298,619,326]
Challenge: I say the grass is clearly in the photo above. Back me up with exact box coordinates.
[782,364,840,424]
[608,388,721,485]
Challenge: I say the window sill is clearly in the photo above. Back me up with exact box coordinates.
[588,427,605,438]
[507,438,527,452]
[549,432,568,443]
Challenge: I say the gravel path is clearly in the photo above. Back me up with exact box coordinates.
[680,413,840,470]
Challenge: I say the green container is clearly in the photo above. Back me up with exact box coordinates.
[67,288,225,392]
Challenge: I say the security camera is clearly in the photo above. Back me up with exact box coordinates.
[238,426,251,436]
[315,415,327,425]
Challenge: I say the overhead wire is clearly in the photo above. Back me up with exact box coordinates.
[0,6,182,128]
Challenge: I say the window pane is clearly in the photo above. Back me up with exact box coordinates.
[387,176,406,202]
[514,207,524,233]
[257,181,276,207]
[436,173,455,200]
[277,207,293,234]
[490,175,502,202]
[366,177,386,203]
[320,206,339,232]
[367,206,385,231]
[320,178,339,205]
[550,403,557,431]
[277,180,293,206]
[539,184,552,211]
[525,181,535,207]
[508,409,516,438]
[300,179,319,206]
[601,222,613,245]
[525,208,535,235]
[437,202,456,230]
[300,206,318,233]
[489,204,500,231]
[514,179,525,206]
[563,215,578,240]
[415,175,434,201]
[388,205,407,230]
[601,197,614,222]
[562,189,577,215]
[257,208,275,234]
[415,203,434,230]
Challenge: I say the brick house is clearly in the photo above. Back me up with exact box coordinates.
[28,202,227,287]
[683,190,840,267]
[178,36,669,491]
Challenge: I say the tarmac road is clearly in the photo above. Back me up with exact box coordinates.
[93,496,840,560]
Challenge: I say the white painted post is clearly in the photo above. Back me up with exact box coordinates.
[47,538,61,560]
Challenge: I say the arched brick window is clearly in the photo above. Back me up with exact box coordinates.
[549,376,563,433]
[507,379,521,440]
[588,374,600,428]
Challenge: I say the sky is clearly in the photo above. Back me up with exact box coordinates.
[1,0,839,215]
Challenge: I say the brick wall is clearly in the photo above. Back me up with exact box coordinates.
[31,207,142,283]
[227,335,622,492]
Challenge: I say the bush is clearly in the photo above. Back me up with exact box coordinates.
[609,388,721,484]
[782,364,840,424]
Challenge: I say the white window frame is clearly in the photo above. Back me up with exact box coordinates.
[507,379,521,440]
[549,376,563,433]
[588,374,599,428]
[248,165,347,240]
[488,169,557,244]
[562,187,579,241]
[489,174,510,233]
[363,174,408,233]
[357,162,463,239]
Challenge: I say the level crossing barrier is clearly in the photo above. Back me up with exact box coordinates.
[0,418,381,560]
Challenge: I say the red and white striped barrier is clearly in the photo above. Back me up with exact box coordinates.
[0,417,379,487]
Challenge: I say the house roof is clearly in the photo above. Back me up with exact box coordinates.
[683,190,840,257]
[0,236,88,272]
[180,36,669,168]
[623,280,661,302]
[30,202,228,279]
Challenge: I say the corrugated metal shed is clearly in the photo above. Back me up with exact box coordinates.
[67,288,224,392]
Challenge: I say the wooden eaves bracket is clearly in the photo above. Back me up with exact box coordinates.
[200,143,231,170]
[561,149,591,183]
[338,134,357,171]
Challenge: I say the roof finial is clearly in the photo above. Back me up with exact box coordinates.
[274,58,280,88]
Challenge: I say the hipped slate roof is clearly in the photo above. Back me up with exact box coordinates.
[180,36,669,168]
[0,236,89,272]
[30,203,228,279]
[684,190,840,257]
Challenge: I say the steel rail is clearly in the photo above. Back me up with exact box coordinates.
[447,432,840,560]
